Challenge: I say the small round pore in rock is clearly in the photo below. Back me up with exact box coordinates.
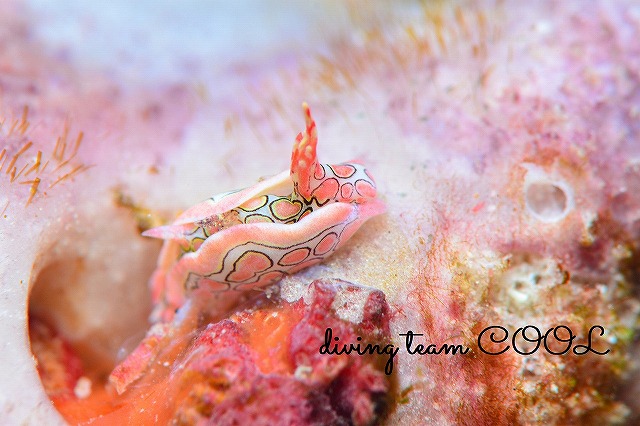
[525,180,573,223]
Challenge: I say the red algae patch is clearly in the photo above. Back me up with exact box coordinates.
[29,318,118,424]
[48,279,393,425]
[30,318,85,404]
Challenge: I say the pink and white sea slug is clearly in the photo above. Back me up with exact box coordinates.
[143,103,385,321]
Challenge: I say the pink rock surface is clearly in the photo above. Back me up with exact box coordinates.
[0,0,638,424]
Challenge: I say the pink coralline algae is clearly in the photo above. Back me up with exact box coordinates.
[106,279,392,425]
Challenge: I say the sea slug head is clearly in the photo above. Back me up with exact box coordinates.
[290,102,379,206]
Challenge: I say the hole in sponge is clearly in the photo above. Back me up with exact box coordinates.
[525,181,572,223]
[28,252,155,422]
[29,257,123,377]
